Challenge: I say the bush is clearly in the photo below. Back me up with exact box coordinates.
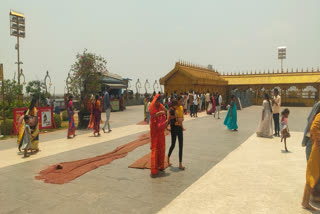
[0,119,14,135]
[62,111,68,121]
[53,114,62,128]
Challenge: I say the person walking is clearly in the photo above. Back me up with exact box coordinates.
[93,95,102,136]
[217,93,222,119]
[223,95,238,131]
[168,96,185,170]
[301,110,320,210]
[193,92,199,117]
[214,93,219,118]
[188,91,194,117]
[272,88,281,137]
[102,86,112,133]
[256,93,273,138]
[302,102,320,203]
[67,96,76,139]
[17,98,40,152]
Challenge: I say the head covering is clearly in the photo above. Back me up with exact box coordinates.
[302,101,320,147]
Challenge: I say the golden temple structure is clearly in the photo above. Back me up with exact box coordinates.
[160,62,320,107]
[159,62,228,98]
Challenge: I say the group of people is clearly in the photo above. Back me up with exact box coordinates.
[65,87,114,138]
[148,93,186,176]
[255,89,290,151]
[143,91,223,123]
[86,86,113,136]
[17,98,40,157]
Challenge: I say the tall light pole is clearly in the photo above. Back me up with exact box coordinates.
[10,10,26,105]
[10,10,25,85]
[278,46,286,72]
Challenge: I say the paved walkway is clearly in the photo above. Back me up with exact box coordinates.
[0,105,313,214]
[159,132,312,214]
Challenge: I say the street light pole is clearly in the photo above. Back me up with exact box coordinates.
[278,46,286,72]
[17,36,20,86]
[10,10,26,106]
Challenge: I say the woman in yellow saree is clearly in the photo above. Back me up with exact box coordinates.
[17,98,40,153]
[302,112,320,210]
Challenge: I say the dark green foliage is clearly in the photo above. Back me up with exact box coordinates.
[53,114,61,128]
[62,111,68,121]
[0,119,14,135]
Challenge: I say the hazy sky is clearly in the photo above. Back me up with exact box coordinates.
[1,0,319,94]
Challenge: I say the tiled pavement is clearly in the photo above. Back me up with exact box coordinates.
[0,105,311,214]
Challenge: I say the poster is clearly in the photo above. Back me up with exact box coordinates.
[41,110,52,128]
[110,99,120,111]
[13,107,54,135]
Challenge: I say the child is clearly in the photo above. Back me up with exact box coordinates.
[280,108,290,152]
[21,115,32,157]
[167,101,178,131]
[146,98,151,124]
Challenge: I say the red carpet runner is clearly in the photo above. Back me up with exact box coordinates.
[36,130,170,184]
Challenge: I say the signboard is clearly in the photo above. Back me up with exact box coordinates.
[0,64,3,81]
[13,107,54,135]
[110,99,120,111]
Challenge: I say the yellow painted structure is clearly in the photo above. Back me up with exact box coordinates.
[160,63,320,107]
[159,62,228,98]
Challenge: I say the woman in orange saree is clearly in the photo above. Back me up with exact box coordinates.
[93,95,102,136]
[302,112,320,210]
[87,95,95,129]
[149,94,167,175]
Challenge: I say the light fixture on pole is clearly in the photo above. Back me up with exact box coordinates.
[10,10,25,106]
[10,10,25,86]
[278,46,286,72]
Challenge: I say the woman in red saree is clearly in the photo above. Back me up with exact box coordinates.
[67,96,76,139]
[149,94,168,175]
[206,95,216,115]
[93,95,102,136]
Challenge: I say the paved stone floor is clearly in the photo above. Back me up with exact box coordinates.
[0,105,313,214]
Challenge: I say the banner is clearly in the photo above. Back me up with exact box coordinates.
[13,107,54,135]
[110,99,120,111]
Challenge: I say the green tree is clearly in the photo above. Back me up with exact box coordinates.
[1,79,22,107]
[69,49,107,112]
[25,80,49,106]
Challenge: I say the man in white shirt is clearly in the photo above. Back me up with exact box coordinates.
[272,88,281,137]
[193,92,199,117]
[215,93,222,119]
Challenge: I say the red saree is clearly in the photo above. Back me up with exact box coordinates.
[93,100,101,134]
[149,94,167,175]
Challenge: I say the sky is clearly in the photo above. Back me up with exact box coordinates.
[1,0,319,95]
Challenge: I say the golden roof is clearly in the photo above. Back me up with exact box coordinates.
[160,62,228,85]
[222,68,320,86]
